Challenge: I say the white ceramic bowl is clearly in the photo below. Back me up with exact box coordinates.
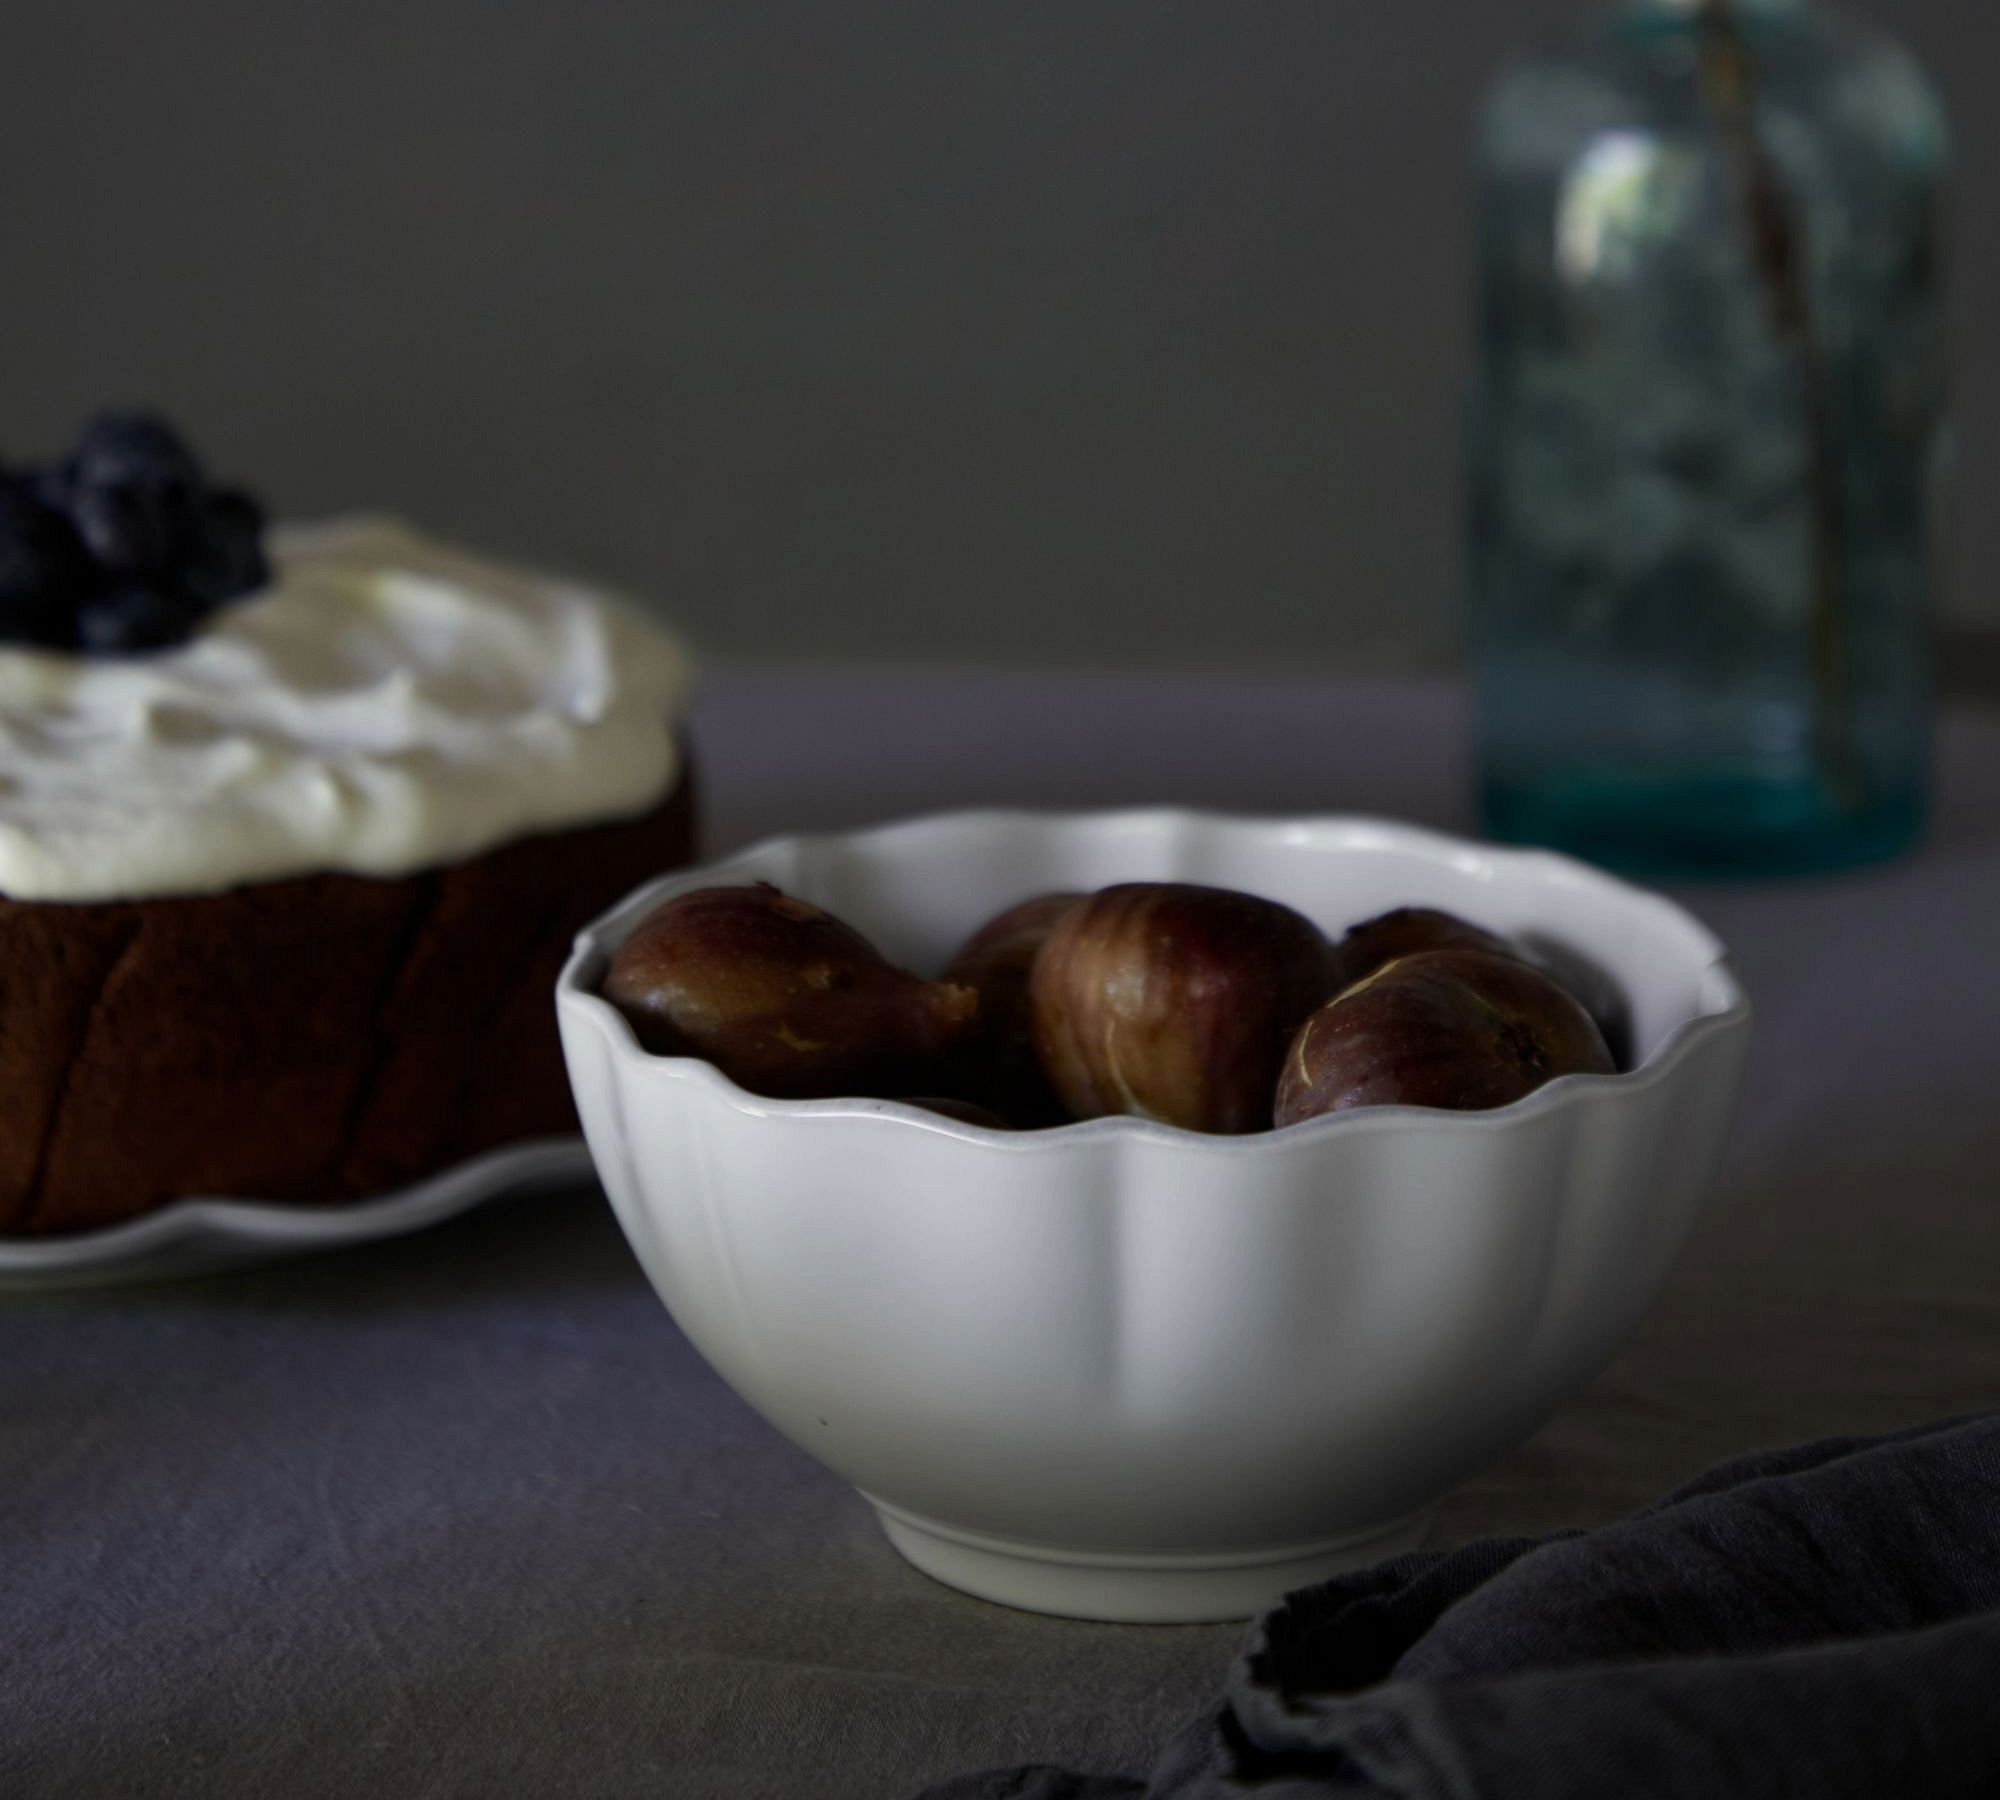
[557,810,1750,1623]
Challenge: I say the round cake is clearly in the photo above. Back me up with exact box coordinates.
[0,484,696,1236]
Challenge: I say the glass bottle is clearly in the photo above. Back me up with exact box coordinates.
[1469,0,1949,877]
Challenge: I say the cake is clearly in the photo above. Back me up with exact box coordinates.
[0,416,696,1236]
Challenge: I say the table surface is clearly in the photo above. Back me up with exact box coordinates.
[8,668,2000,1800]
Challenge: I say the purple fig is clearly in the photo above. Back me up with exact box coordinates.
[941,892,1083,1124]
[1329,906,1519,993]
[1275,948,1614,1124]
[1030,882,1332,1134]
[603,883,976,1100]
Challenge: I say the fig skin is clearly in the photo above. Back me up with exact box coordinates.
[940,892,1083,1124]
[1274,947,1615,1124]
[1030,881,1334,1134]
[1329,906,1518,993]
[603,883,977,1100]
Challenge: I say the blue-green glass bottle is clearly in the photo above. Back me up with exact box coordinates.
[1470,0,1949,877]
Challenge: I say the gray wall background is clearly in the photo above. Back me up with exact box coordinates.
[3,2,1993,670]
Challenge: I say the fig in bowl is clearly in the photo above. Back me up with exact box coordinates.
[1030,882,1332,1133]
[1326,905,1521,991]
[601,882,976,1100]
[938,892,1081,1125]
[556,809,1749,1623]
[1276,948,1615,1124]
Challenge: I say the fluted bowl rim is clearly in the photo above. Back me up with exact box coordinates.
[555,805,1749,1148]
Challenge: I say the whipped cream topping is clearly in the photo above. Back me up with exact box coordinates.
[0,517,693,901]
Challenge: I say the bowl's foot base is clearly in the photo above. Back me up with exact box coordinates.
[870,1500,1438,1624]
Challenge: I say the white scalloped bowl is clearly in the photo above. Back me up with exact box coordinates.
[556,810,1750,1623]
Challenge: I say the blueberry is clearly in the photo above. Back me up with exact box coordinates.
[0,479,88,648]
[0,414,265,653]
[66,476,192,576]
[71,411,204,497]
[179,487,269,609]
[27,461,75,515]
[74,580,197,655]
[0,478,86,594]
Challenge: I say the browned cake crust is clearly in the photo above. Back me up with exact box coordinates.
[0,756,697,1237]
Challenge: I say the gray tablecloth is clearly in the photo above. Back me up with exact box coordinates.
[7,670,2000,1799]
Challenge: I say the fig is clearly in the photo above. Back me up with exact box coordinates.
[1328,906,1518,993]
[603,883,977,1099]
[1030,882,1333,1134]
[1274,947,1614,1124]
[940,892,1083,1123]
